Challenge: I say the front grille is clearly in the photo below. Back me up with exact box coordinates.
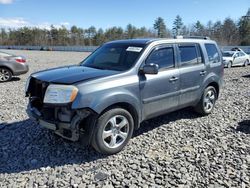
[27,78,74,123]
[29,77,49,100]
[28,77,49,110]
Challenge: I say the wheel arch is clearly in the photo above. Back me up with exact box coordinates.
[0,66,13,75]
[206,81,220,99]
[98,102,140,130]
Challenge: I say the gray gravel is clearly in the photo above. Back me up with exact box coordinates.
[0,50,250,187]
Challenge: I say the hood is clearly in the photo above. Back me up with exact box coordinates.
[223,56,233,61]
[31,65,119,84]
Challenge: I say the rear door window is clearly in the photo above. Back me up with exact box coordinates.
[205,44,220,63]
[178,44,202,66]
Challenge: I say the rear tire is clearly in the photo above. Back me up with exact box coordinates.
[91,108,134,155]
[244,60,249,67]
[0,68,12,82]
[195,86,217,116]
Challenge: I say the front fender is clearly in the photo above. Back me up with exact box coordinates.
[72,88,141,117]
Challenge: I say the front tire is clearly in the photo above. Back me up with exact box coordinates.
[91,108,134,154]
[227,61,232,68]
[0,68,12,82]
[195,86,217,115]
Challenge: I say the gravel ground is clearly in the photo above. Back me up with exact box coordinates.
[0,50,250,187]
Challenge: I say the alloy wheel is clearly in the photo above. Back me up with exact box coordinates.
[102,115,129,149]
[203,89,216,112]
[0,69,11,82]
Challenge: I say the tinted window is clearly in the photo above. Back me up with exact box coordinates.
[179,44,202,66]
[146,47,174,69]
[205,44,220,63]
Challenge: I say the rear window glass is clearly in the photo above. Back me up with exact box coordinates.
[205,44,220,63]
[0,51,12,57]
[178,44,202,66]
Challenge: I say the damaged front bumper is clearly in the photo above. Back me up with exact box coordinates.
[27,103,96,144]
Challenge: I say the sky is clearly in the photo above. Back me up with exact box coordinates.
[0,0,249,29]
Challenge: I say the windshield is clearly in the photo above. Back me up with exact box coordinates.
[223,52,234,57]
[81,43,145,71]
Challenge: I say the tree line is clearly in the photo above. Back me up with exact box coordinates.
[0,9,249,46]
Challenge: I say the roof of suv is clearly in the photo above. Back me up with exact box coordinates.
[106,38,215,46]
[105,38,157,45]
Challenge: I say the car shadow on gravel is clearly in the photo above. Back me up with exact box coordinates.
[10,77,21,82]
[0,119,105,174]
[242,74,250,78]
[134,107,200,137]
[0,77,21,83]
[0,108,200,174]
[235,120,250,134]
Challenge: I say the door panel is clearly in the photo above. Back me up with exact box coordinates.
[139,44,180,120]
[140,69,180,119]
[179,64,205,105]
[178,43,205,106]
[233,53,241,65]
[239,52,247,65]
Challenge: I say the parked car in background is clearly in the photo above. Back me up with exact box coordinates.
[222,49,249,68]
[26,37,223,154]
[0,51,29,82]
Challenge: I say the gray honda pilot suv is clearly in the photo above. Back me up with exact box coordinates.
[26,37,223,154]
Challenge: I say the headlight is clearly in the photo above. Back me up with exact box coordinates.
[44,84,78,104]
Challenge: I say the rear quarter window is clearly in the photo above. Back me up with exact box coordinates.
[205,43,220,63]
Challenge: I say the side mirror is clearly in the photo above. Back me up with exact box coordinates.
[142,63,159,74]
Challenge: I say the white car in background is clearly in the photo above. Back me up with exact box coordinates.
[222,49,250,68]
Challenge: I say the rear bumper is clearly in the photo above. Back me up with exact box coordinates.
[13,63,29,76]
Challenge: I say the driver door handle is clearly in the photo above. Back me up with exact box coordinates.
[169,76,179,82]
[200,70,207,76]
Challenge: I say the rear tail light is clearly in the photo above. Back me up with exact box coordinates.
[15,57,26,63]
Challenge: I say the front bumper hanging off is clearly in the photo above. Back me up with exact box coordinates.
[27,103,95,143]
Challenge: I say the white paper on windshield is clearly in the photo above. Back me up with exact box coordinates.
[126,47,143,52]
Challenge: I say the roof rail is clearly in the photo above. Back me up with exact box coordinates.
[182,36,210,40]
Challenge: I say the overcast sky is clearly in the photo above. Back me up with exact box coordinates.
[0,0,249,29]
